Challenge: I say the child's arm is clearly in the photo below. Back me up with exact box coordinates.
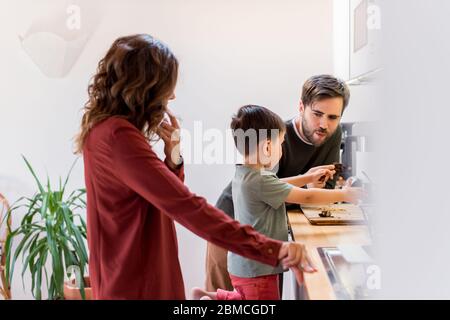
[281,167,335,188]
[285,185,362,205]
[281,174,317,188]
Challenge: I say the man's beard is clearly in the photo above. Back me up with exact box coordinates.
[301,117,330,147]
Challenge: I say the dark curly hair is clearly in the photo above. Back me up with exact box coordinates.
[75,34,178,153]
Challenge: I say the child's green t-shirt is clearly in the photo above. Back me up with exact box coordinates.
[228,165,293,278]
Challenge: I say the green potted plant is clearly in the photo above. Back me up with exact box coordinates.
[4,156,90,300]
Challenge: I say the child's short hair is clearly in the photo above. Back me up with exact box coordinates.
[231,105,286,156]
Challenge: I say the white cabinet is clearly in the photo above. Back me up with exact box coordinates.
[334,0,382,83]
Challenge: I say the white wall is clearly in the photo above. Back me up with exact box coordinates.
[0,0,334,299]
[375,0,450,299]
[333,0,350,81]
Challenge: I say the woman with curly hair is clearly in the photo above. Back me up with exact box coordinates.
[75,34,315,300]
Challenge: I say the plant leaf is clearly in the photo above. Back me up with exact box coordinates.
[21,155,44,194]
[61,158,79,199]
[61,205,88,263]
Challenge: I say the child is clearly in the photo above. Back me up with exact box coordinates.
[192,105,362,300]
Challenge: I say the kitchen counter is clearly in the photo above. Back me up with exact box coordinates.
[287,208,372,300]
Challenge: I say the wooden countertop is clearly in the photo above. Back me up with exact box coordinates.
[287,209,371,300]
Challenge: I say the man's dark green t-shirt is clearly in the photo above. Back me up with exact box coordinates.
[216,118,342,219]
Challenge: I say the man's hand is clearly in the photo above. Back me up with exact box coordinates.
[278,242,317,273]
[306,165,336,189]
[156,109,182,170]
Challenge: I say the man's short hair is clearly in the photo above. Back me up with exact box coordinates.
[302,74,350,112]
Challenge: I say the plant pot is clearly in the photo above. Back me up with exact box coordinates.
[64,276,92,300]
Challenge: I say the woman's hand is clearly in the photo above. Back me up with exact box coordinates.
[306,165,336,189]
[156,109,182,170]
[278,242,317,273]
